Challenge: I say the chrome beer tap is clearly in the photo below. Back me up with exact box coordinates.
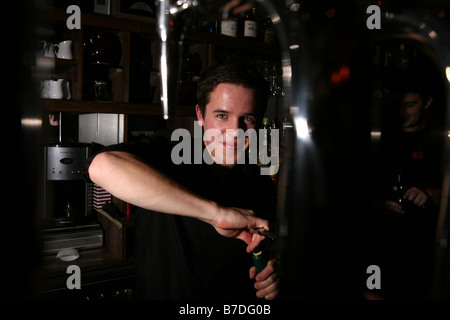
[156,0,198,119]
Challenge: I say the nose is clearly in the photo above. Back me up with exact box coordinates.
[225,117,244,139]
[228,117,241,131]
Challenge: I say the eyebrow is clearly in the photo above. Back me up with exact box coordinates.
[403,99,418,103]
[212,109,229,114]
[212,109,257,118]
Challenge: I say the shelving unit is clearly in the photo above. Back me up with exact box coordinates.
[38,6,280,117]
[41,98,196,116]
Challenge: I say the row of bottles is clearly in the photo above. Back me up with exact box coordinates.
[192,8,277,45]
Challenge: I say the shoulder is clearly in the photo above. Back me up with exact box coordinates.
[91,129,176,165]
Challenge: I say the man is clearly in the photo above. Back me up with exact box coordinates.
[88,60,279,299]
[374,75,443,299]
[382,82,442,214]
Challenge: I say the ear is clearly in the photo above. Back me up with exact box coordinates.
[195,104,204,126]
[425,97,433,110]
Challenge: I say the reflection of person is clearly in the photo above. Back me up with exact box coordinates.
[374,74,443,299]
[383,88,441,214]
[88,60,279,299]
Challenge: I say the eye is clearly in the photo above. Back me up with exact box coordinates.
[243,116,256,124]
[404,102,416,108]
[217,113,228,119]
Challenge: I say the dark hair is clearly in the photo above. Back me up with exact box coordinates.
[196,60,270,123]
[394,69,433,103]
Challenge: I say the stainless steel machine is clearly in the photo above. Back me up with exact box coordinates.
[42,143,93,227]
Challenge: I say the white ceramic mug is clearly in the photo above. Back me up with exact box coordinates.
[40,41,55,58]
[40,80,50,98]
[48,79,71,99]
[48,79,64,99]
[63,79,71,100]
[54,40,73,60]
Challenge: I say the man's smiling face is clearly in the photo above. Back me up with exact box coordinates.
[196,83,258,166]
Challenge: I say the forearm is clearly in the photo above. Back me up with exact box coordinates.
[89,151,269,251]
[88,151,219,224]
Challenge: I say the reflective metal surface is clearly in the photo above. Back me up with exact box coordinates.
[274,1,450,299]
[273,1,373,298]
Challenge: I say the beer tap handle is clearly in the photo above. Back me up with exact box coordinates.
[156,0,198,120]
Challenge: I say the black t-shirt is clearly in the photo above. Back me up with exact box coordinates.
[373,127,444,299]
[90,130,277,299]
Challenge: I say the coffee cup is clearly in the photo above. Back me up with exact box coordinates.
[48,79,71,99]
[40,41,55,58]
[54,40,73,60]
[40,80,50,98]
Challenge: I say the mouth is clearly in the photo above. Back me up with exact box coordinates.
[222,137,249,151]
[400,115,409,122]
[223,141,238,150]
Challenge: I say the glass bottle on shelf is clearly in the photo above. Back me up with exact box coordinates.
[241,8,258,39]
[220,17,237,37]
[262,15,276,45]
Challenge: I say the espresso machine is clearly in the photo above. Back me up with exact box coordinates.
[42,143,93,227]
[156,0,450,299]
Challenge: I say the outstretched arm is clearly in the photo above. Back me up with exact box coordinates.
[88,151,267,252]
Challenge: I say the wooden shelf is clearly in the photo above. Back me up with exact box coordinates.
[43,6,157,35]
[41,99,196,116]
[38,57,78,66]
[43,7,278,55]
[185,31,280,58]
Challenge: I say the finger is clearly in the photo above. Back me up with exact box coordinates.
[263,288,278,300]
[263,283,279,300]
[406,191,419,202]
[404,187,423,201]
[406,189,426,206]
[255,273,278,292]
[403,189,412,200]
[254,274,276,291]
[417,199,427,207]
[249,266,256,280]
[255,278,279,300]
[414,193,427,206]
[403,186,419,199]
[385,201,405,214]
[255,259,276,282]
[249,216,269,231]
[235,230,253,247]
[245,216,269,252]
[386,200,402,208]
[246,233,265,253]
[385,200,403,212]
[392,206,405,214]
